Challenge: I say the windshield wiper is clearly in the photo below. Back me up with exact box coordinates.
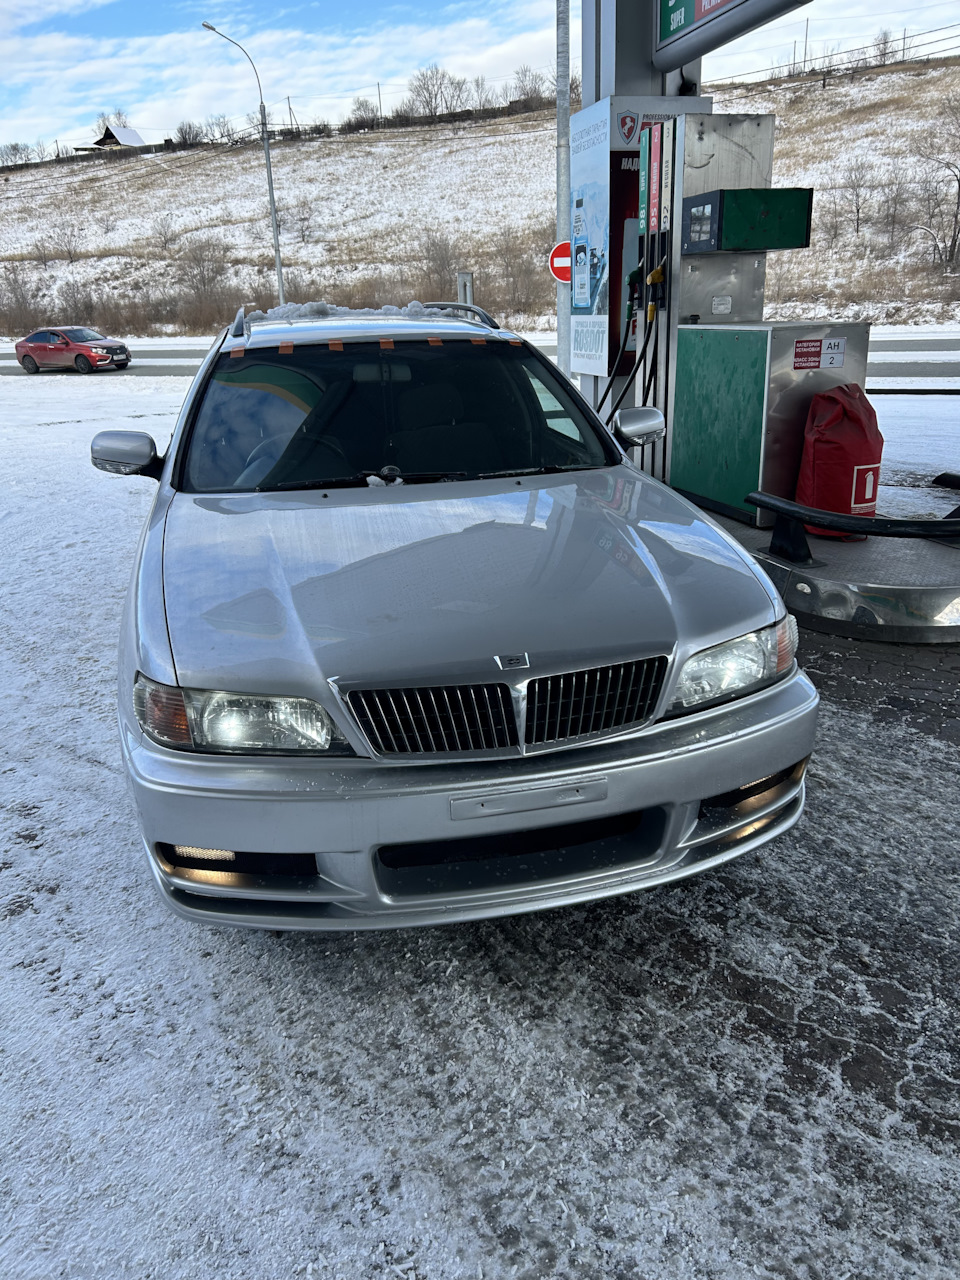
[391,471,468,483]
[473,463,604,480]
[259,473,374,491]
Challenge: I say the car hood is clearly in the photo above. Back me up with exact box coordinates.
[161,468,778,697]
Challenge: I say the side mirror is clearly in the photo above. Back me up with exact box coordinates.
[610,406,666,447]
[91,430,163,479]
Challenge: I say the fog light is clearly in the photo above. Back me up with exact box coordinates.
[173,845,235,861]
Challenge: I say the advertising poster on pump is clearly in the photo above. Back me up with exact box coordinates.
[570,99,610,377]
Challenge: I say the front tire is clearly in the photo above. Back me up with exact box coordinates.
[21,355,39,374]
[75,355,94,374]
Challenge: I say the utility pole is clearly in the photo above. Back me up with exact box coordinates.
[556,0,571,376]
[803,19,809,71]
[203,22,285,305]
[377,82,383,128]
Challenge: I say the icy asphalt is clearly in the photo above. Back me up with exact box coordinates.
[1,378,958,1280]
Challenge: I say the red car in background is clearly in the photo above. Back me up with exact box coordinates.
[16,327,131,374]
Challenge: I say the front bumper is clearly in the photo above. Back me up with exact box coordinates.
[122,669,818,931]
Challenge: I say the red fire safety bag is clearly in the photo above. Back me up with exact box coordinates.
[794,383,884,537]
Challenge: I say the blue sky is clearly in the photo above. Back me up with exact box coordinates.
[1,0,958,150]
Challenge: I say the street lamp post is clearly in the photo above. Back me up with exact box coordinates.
[202,21,285,306]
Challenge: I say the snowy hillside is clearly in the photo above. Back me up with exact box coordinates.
[3,57,960,333]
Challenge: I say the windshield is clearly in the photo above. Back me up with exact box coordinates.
[179,340,617,493]
[60,327,107,342]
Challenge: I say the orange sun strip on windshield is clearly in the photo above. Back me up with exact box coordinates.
[278,342,294,354]
[230,347,244,358]
[428,338,442,346]
[329,340,343,351]
[509,340,522,346]
[379,338,394,349]
[470,338,486,345]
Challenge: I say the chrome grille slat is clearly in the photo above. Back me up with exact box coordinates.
[348,682,516,755]
[524,657,667,746]
[347,659,665,755]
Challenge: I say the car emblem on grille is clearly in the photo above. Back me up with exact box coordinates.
[494,653,529,670]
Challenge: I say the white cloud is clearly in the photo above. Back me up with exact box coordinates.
[0,5,581,146]
[0,0,113,35]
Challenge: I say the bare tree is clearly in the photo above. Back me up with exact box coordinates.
[876,160,913,249]
[512,65,547,108]
[30,239,52,267]
[872,29,894,67]
[291,194,314,243]
[0,141,31,165]
[32,138,49,162]
[440,75,468,113]
[349,96,379,130]
[96,107,129,133]
[417,226,460,296]
[471,75,494,110]
[841,158,872,235]
[55,220,86,264]
[245,110,275,136]
[913,94,960,269]
[152,213,179,253]
[408,64,447,119]
[388,100,416,126]
[177,235,229,297]
[205,114,236,144]
[0,262,41,333]
[174,119,206,146]
[58,278,96,319]
[819,188,844,248]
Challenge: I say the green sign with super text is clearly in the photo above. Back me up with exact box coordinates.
[660,0,693,43]
[655,0,807,72]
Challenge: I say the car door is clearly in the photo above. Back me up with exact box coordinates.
[26,331,52,365]
[46,331,72,368]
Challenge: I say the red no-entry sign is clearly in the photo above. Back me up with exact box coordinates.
[549,241,572,283]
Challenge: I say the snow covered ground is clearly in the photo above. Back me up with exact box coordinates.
[2,377,959,1278]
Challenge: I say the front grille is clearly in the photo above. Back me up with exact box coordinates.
[525,657,667,745]
[348,683,517,754]
[348,658,667,756]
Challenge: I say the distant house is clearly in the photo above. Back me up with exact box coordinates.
[75,124,146,153]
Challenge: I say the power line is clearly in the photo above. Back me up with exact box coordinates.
[714,19,960,83]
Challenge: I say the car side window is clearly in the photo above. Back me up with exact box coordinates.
[518,364,608,465]
[523,367,582,442]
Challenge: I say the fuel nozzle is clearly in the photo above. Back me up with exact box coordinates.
[624,262,644,322]
[646,255,667,287]
[645,255,668,322]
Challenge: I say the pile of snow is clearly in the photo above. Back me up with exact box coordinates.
[245,300,447,325]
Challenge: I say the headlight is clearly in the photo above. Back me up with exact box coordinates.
[90,347,111,354]
[669,616,798,714]
[133,674,354,754]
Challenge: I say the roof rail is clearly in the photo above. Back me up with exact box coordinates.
[423,302,500,330]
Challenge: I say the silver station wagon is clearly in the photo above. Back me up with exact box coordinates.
[92,303,818,931]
